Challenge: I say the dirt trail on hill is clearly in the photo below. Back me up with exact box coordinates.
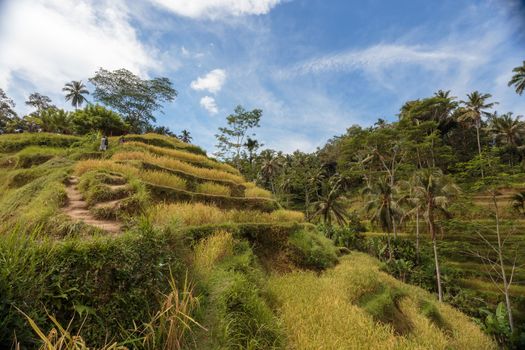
[63,176,122,234]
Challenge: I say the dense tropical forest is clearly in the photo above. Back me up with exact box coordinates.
[0,61,524,349]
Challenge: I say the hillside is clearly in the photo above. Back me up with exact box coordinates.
[0,133,496,349]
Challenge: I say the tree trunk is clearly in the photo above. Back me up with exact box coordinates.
[493,194,514,332]
[387,230,393,261]
[476,123,484,179]
[432,237,443,302]
[416,210,420,262]
[393,218,397,240]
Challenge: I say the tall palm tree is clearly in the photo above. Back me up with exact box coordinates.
[259,155,282,194]
[312,182,348,227]
[363,177,400,260]
[510,191,525,215]
[179,129,192,143]
[63,80,89,109]
[458,91,497,179]
[413,169,459,302]
[489,112,525,165]
[508,61,525,95]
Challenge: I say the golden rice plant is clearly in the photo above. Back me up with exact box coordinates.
[123,141,239,175]
[139,170,187,190]
[195,182,231,196]
[244,187,272,198]
[74,159,139,178]
[149,202,224,227]
[112,151,244,184]
[242,181,257,189]
[194,230,234,277]
[140,271,205,350]
[269,209,305,222]
[18,309,126,350]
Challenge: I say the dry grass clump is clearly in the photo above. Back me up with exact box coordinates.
[123,141,239,175]
[139,170,187,190]
[244,187,272,198]
[195,182,231,196]
[267,253,496,350]
[74,160,139,178]
[112,151,244,184]
[149,203,305,227]
[194,231,234,277]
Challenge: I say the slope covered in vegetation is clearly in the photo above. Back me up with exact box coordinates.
[0,132,495,349]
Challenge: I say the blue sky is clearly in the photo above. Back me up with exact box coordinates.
[1,0,524,154]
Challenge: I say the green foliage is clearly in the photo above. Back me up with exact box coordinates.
[14,146,65,168]
[70,105,128,135]
[288,229,338,270]
[89,68,177,133]
[0,133,80,153]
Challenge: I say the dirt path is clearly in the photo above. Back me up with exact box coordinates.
[63,176,122,234]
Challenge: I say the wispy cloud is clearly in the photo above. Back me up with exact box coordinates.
[0,0,156,98]
[200,96,219,114]
[190,69,226,93]
[149,0,282,20]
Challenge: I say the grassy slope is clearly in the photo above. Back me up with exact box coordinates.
[0,133,495,348]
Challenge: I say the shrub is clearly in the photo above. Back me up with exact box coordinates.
[288,229,338,270]
[245,187,272,198]
[196,182,231,196]
[140,170,187,190]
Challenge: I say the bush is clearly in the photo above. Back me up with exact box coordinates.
[288,229,338,270]
[70,105,128,136]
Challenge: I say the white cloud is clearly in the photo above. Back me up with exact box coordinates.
[149,0,282,19]
[0,0,156,103]
[190,69,226,93]
[279,44,478,79]
[200,96,219,114]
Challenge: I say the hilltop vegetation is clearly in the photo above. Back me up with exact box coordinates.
[0,132,495,349]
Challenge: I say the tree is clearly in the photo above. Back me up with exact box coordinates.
[89,68,177,133]
[400,174,424,262]
[25,93,55,114]
[63,80,90,109]
[508,61,525,95]
[37,108,72,134]
[489,112,525,165]
[0,89,17,132]
[458,91,497,179]
[70,104,128,135]
[259,152,282,194]
[312,181,348,227]
[179,130,192,143]
[364,176,401,260]
[413,169,459,302]
[215,105,262,168]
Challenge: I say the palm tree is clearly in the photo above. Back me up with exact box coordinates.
[489,112,525,165]
[508,61,525,95]
[63,80,89,109]
[458,91,497,179]
[400,174,423,262]
[312,183,348,227]
[510,191,525,215]
[413,169,459,302]
[179,130,192,143]
[363,177,400,260]
[259,154,282,194]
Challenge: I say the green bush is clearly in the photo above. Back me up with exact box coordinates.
[288,229,338,270]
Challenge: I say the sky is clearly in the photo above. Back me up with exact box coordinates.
[1,0,524,154]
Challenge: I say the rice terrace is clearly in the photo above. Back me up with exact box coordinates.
[1,0,525,349]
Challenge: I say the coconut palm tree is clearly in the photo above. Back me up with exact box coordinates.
[312,182,348,227]
[413,169,459,302]
[489,112,525,165]
[458,91,497,179]
[63,80,89,109]
[510,191,525,215]
[259,154,282,194]
[508,61,525,95]
[179,130,192,143]
[363,176,400,261]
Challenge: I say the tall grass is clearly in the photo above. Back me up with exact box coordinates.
[194,230,234,277]
[148,202,305,227]
[140,170,187,190]
[267,253,496,350]
[122,141,239,174]
[195,182,231,196]
[245,187,272,198]
[74,159,139,178]
[112,151,244,184]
